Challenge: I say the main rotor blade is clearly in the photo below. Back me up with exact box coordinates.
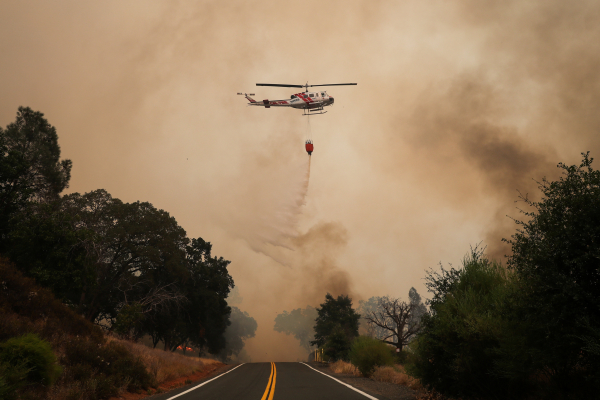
[256,83,304,88]
[309,83,357,87]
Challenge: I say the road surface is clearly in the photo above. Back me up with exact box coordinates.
[152,362,382,400]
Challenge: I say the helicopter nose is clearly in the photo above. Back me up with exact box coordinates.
[330,97,334,104]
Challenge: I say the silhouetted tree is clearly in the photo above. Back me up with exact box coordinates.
[506,152,600,394]
[0,107,72,247]
[311,294,360,361]
[274,306,318,351]
[218,306,257,361]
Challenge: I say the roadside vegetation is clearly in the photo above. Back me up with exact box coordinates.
[406,153,600,399]
[291,153,600,399]
[0,107,257,398]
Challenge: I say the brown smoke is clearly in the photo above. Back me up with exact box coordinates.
[291,222,353,300]
[2,0,600,361]
[404,76,558,259]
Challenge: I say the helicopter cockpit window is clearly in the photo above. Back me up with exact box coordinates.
[321,92,325,96]
[291,95,296,99]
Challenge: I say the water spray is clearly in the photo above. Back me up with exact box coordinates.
[305,114,313,156]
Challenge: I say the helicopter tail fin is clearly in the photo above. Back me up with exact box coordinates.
[237,93,257,103]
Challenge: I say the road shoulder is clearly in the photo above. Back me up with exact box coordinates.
[307,362,419,400]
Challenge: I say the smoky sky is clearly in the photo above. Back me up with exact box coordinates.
[2,0,600,361]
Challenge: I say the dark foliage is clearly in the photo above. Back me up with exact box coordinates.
[505,152,600,396]
[407,250,524,399]
[0,259,153,399]
[0,258,102,343]
[312,293,360,361]
[62,337,154,396]
[0,360,29,400]
[0,107,71,246]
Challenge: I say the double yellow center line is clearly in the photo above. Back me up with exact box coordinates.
[261,362,277,400]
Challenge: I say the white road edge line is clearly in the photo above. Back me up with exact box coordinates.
[300,362,379,400]
[164,363,245,400]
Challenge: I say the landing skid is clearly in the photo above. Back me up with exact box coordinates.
[302,108,327,116]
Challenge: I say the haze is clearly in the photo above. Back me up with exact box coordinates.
[2,0,599,361]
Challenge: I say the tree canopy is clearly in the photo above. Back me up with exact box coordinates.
[311,293,360,361]
[0,107,72,245]
[505,152,600,393]
[1,107,248,357]
[409,154,600,399]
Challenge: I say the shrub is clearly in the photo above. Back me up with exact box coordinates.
[349,336,395,377]
[0,333,62,386]
[329,360,359,375]
[62,337,155,397]
[371,365,421,389]
[406,250,526,399]
[0,361,29,400]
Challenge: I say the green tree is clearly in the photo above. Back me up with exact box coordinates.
[311,294,360,361]
[407,249,522,399]
[0,107,71,245]
[505,152,600,394]
[274,306,318,352]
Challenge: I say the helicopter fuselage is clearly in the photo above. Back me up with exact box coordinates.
[243,91,334,110]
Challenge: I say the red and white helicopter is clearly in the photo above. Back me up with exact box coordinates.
[238,82,357,115]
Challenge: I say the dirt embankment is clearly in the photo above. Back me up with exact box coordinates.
[109,363,234,400]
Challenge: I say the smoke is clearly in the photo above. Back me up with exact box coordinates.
[2,0,600,361]
[274,305,318,352]
[404,75,558,259]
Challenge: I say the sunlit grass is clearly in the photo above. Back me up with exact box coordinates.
[329,360,360,376]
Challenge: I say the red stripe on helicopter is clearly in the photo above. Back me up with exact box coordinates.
[297,93,312,104]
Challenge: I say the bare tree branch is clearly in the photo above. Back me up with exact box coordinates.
[364,296,423,351]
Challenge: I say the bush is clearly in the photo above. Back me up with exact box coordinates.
[62,337,155,397]
[406,250,526,399]
[371,365,421,389]
[0,333,61,386]
[0,361,29,400]
[349,336,395,377]
[329,360,359,375]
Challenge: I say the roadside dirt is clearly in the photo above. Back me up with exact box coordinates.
[310,362,420,400]
[109,363,233,400]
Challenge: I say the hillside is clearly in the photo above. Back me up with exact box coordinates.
[0,258,220,400]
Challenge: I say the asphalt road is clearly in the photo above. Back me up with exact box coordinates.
[152,362,382,400]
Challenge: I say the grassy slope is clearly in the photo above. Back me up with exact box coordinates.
[0,258,219,400]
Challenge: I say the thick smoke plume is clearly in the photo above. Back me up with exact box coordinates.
[2,0,600,361]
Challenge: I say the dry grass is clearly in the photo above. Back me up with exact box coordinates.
[329,360,423,392]
[415,389,454,400]
[108,336,219,384]
[329,360,361,376]
[371,364,422,390]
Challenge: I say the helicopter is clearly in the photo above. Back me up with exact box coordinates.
[238,82,357,115]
